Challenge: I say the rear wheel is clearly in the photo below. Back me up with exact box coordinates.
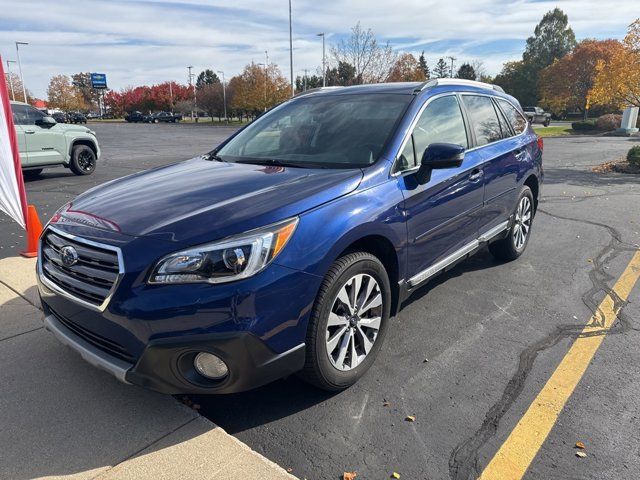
[301,251,391,391]
[543,119,551,127]
[489,186,534,261]
[69,145,96,176]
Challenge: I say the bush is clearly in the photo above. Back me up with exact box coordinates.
[571,119,597,131]
[627,146,640,166]
[596,114,622,131]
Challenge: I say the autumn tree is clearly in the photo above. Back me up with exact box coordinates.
[387,53,426,82]
[4,72,32,102]
[47,75,85,111]
[434,58,449,78]
[418,52,430,79]
[591,19,640,108]
[230,62,289,115]
[539,39,624,118]
[71,72,98,110]
[456,63,477,80]
[198,83,225,120]
[331,22,397,83]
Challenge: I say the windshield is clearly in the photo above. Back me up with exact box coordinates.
[216,93,412,168]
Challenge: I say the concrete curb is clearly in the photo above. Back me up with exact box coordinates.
[0,256,297,480]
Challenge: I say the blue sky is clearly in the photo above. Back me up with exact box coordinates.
[0,0,635,98]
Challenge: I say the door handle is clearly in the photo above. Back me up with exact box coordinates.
[515,149,527,160]
[25,130,36,134]
[469,169,483,182]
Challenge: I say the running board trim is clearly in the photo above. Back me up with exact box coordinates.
[408,221,510,287]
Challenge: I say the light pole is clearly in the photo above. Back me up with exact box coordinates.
[187,66,195,121]
[316,33,325,87]
[258,62,267,111]
[302,69,308,91]
[288,0,294,97]
[447,56,456,78]
[15,41,28,103]
[217,70,227,124]
[6,60,16,100]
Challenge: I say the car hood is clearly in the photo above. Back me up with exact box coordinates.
[59,157,363,245]
[56,124,92,134]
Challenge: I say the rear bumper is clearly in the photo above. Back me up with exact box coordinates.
[43,304,306,394]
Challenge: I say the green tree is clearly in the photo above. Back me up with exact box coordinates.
[456,63,477,80]
[418,52,430,79]
[434,58,449,78]
[326,61,357,86]
[523,8,577,71]
[295,74,323,92]
[196,69,220,89]
[494,61,537,106]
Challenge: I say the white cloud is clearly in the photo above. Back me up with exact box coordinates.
[0,0,635,98]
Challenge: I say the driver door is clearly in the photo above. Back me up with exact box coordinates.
[11,104,29,166]
[24,106,66,166]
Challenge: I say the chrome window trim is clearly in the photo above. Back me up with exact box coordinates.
[391,92,529,178]
[38,225,125,313]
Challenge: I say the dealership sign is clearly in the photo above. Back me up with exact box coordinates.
[90,73,108,89]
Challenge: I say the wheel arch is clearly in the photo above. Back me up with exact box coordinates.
[523,173,539,214]
[69,138,98,160]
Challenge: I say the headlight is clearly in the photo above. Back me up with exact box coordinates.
[148,217,298,285]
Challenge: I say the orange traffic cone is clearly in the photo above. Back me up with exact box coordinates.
[20,205,43,258]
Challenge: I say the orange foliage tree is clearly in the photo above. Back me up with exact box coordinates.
[538,39,624,117]
[386,53,426,82]
[230,62,290,115]
[590,19,640,108]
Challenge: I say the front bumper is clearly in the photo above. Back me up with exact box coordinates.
[43,303,305,394]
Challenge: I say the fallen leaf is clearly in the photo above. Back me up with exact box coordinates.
[343,472,357,480]
[576,451,587,458]
[405,415,416,422]
[391,473,401,479]
[383,400,391,407]
[423,358,429,363]
[575,441,586,449]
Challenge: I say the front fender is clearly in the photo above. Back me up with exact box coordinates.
[274,179,408,282]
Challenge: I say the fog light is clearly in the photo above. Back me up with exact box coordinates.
[194,352,228,380]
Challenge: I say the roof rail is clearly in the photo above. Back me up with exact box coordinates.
[414,78,504,94]
[293,86,344,98]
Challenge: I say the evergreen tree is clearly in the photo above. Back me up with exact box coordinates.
[456,63,477,80]
[434,58,449,78]
[418,51,430,79]
[196,69,220,89]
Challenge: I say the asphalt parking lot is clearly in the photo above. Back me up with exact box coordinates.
[1,123,639,480]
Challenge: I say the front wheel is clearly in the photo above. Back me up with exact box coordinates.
[489,186,534,261]
[301,251,391,391]
[69,145,96,175]
[543,119,551,127]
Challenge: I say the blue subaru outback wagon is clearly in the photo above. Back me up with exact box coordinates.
[39,79,543,394]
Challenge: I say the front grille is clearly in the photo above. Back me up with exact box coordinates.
[41,229,121,308]
[48,306,135,364]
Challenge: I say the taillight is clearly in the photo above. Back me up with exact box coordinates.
[537,136,544,153]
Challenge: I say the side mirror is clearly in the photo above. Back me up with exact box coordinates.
[415,143,465,185]
[35,116,57,128]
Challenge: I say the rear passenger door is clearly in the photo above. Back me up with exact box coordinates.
[460,94,520,235]
[396,94,485,281]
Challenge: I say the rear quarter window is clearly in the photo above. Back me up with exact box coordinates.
[497,99,528,135]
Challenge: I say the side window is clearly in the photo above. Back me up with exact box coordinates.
[497,99,527,135]
[412,95,468,159]
[461,95,503,146]
[29,107,45,125]
[11,105,29,125]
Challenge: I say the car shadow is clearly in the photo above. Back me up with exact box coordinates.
[192,248,501,434]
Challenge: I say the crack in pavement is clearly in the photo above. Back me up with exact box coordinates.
[448,206,639,480]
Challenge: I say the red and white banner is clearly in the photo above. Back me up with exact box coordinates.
[0,55,28,229]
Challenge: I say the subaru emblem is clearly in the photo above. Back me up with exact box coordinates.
[60,246,79,267]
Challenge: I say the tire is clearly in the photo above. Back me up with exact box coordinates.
[153,119,159,124]
[301,251,391,391]
[69,145,96,176]
[23,169,43,179]
[489,186,534,262]
[543,119,550,127]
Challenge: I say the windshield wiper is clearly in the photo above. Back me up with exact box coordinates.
[204,152,224,162]
[235,158,316,168]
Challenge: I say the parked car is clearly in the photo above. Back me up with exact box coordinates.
[67,112,87,124]
[38,79,542,394]
[11,101,100,177]
[523,106,551,126]
[144,111,183,123]
[51,112,68,123]
[125,111,145,123]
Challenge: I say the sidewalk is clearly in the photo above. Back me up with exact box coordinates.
[0,257,297,480]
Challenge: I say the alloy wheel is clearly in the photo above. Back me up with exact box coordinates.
[77,151,95,172]
[325,273,383,371]
[513,196,532,250]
